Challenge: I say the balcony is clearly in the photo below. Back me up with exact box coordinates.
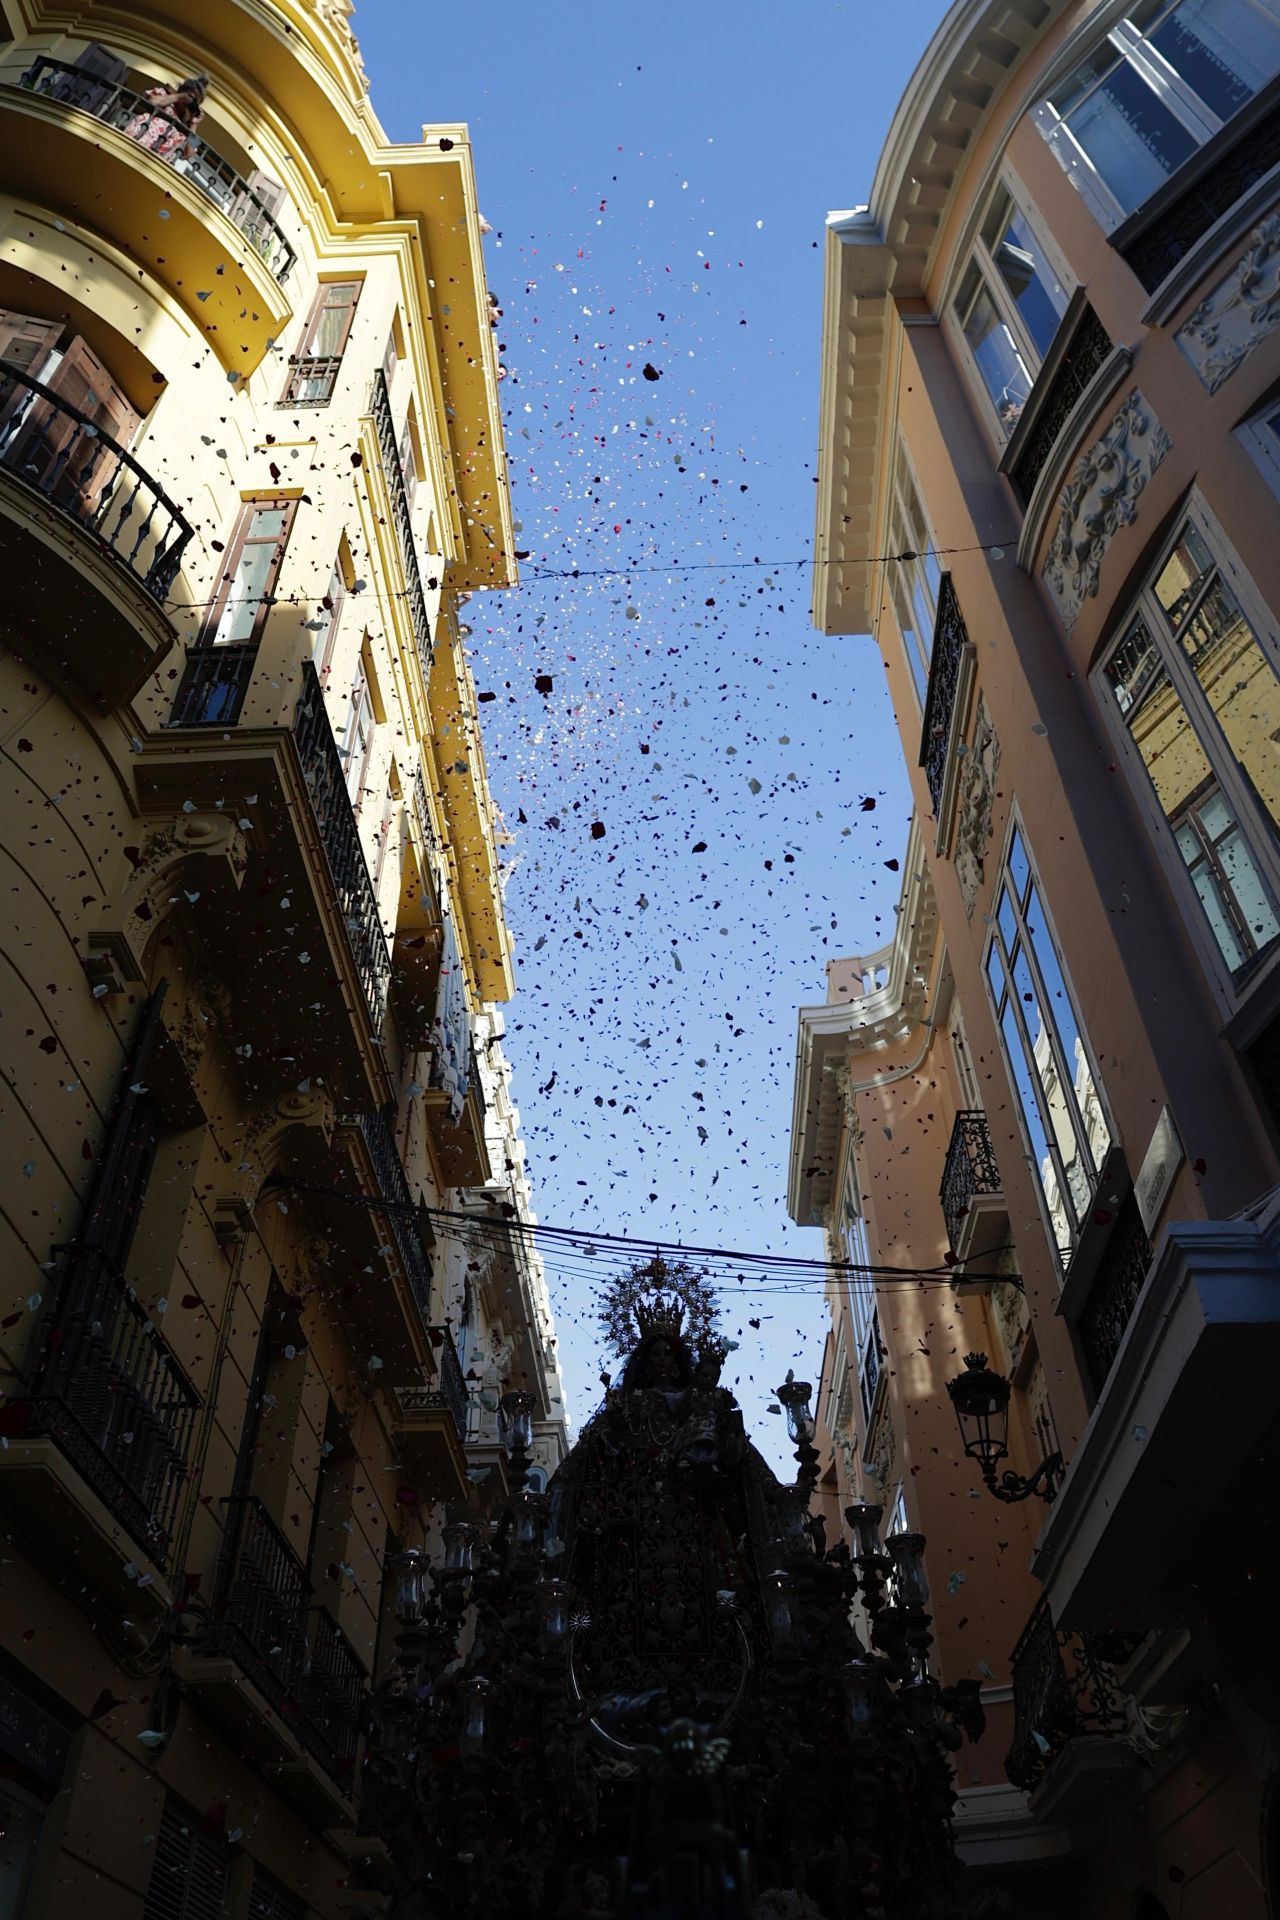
[392,764,445,1046]
[1004,301,1119,512]
[293,662,392,1036]
[1074,1194,1153,1400]
[0,359,193,705]
[355,1106,434,1323]
[1117,94,1280,297]
[136,683,394,1109]
[3,59,293,373]
[940,1110,1010,1282]
[1005,1596,1144,1817]
[918,575,975,835]
[168,644,257,727]
[0,1246,198,1609]
[184,1496,365,1813]
[369,370,433,675]
[392,1325,469,1499]
[425,1057,490,1189]
[1032,1192,1280,1632]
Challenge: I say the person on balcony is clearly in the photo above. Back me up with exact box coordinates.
[124,73,207,162]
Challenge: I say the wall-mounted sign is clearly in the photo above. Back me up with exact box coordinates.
[1135,1107,1183,1236]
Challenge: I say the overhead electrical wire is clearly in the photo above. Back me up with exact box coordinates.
[158,540,1016,619]
[269,1179,1019,1293]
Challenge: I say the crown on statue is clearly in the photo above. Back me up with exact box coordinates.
[634,1292,684,1342]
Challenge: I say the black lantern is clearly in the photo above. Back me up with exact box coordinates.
[946,1352,1063,1504]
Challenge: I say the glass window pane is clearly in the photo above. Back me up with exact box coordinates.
[1153,522,1215,629]
[1186,846,1251,969]
[1178,575,1280,837]
[994,207,1069,357]
[1009,829,1030,902]
[1146,0,1280,121]
[1104,624,1217,822]
[1065,59,1199,211]
[1024,880,1112,1173]
[214,533,276,645]
[997,886,1019,956]
[960,279,1033,428]
[1217,820,1280,953]
[999,995,1073,1253]
[311,287,355,356]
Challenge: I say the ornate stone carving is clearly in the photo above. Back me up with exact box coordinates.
[953,698,1001,917]
[221,1089,337,1211]
[869,1408,897,1497]
[1177,214,1280,392]
[117,812,249,964]
[309,0,370,92]
[1044,390,1171,630]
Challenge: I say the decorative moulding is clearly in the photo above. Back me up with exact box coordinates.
[953,698,1002,917]
[1043,391,1171,631]
[1177,213,1280,393]
[1014,344,1132,575]
[1142,159,1280,329]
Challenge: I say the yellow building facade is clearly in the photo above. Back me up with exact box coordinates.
[0,3,564,1914]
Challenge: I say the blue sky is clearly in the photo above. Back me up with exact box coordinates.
[360,0,944,1456]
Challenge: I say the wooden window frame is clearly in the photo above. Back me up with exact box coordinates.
[202,496,298,647]
[283,279,361,407]
[1093,499,1280,1012]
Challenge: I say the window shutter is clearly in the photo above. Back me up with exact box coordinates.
[0,309,63,375]
[245,168,286,219]
[142,1799,230,1920]
[248,1864,308,1920]
[53,41,127,111]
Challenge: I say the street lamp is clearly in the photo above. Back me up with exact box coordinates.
[946,1352,1063,1503]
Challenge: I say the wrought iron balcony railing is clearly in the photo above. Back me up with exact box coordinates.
[918,575,970,818]
[1008,304,1114,509]
[369,369,433,673]
[300,1604,366,1784]
[356,1106,434,1320]
[209,1496,365,1787]
[1005,1594,1134,1793]
[284,355,344,407]
[0,358,193,602]
[168,642,257,726]
[1120,99,1280,294]
[294,661,391,1034]
[396,1324,469,1446]
[940,1110,1003,1255]
[18,57,296,283]
[1076,1193,1153,1398]
[25,1245,199,1561]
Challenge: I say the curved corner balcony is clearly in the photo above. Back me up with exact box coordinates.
[0,357,193,705]
[4,59,294,374]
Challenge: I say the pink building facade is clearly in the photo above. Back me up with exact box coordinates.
[791,0,1280,1910]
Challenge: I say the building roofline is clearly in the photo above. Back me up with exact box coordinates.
[786,819,938,1226]
[812,0,1073,634]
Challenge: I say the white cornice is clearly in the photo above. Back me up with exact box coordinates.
[813,0,1074,636]
[787,820,939,1225]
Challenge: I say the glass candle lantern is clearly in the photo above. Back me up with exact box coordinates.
[499,1389,536,1457]
[768,1568,795,1644]
[776,1378,816,1446]
[885,1530,930,1607]
[390,1547,428,1624]
[541,1577,569,1644]
[460,1674,490,1751]
[442,1519,481,1573]
[844,1501,884,1564]
[511,1487,544,1554]
[842,1658,876,1734]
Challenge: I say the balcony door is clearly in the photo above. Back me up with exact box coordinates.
[0,312,140,518]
